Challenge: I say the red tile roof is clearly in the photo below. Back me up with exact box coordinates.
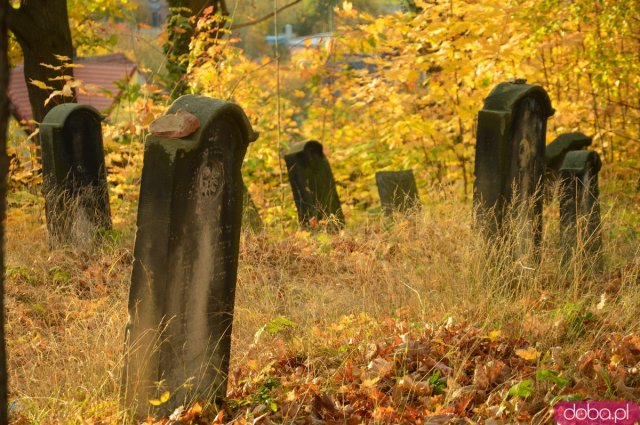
[8,53,138,125]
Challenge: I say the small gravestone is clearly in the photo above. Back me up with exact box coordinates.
[122,95,257,419]
[545,132,592,174]
[559,150,602,265]
[242,183,263,232]
[473,79,554,253]
[284,140,344,230]
[40,104,111,247]
[375,170,421,215]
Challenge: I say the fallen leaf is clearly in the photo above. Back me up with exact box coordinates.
[515,347,540,362]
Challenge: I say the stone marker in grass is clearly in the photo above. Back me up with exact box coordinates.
[122,95,257,419]
[40,104,111,247]
[545,132,592,175]
[375,170,421,215]
[559,150,602,265]
[284,140,344,230]
[473,79,554,253]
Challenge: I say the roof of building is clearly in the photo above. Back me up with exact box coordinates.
[8,52,138,125]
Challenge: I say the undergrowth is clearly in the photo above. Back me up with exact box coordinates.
[5,167,639,424]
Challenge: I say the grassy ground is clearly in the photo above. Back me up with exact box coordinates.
[5,166,639,424]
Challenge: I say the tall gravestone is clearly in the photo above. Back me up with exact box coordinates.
[473,80,554,253]
[40,104,111,247]
[375,170,421,215]
[284,140,344,230]
[559,150,602,265]
[122,95,257,419]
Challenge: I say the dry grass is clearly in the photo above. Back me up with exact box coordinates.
[4,170,639,423]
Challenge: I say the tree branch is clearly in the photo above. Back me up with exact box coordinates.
[230,0,303,30]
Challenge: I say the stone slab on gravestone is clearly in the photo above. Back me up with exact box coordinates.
[559,150,602,265]
[242,183,263,232]
[40,104,111,248]
[545,132,592,174]
[122,95,258,419]
[375,170,421,215]
[473,79,554,252]
[284,140,344,230]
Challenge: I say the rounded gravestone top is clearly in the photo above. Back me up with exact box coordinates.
[287,140,324,157]
[560,150,602,174]
[41,103,104,129]
[163,95,259,146]
[482,81,554,118]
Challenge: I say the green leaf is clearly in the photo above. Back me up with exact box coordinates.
[254,317,297,344]
[265,317,297,334]
[536,369,569,387]
[508,379,534,399]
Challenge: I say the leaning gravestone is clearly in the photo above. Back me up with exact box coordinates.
[122,95,257,419]
[545,132,592,175]
[375,170,421,215]
[40,103,111,247]
[559,150,602,265]
[473,79,554,253]
[284,140,344,230]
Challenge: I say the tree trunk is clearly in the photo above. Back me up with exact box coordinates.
[7,0,74,123]
[165,0,228,98]
[0,0,10,423]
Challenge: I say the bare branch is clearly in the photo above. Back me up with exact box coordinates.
[230,0,303,30]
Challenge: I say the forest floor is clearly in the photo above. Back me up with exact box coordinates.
[4,167,640,424]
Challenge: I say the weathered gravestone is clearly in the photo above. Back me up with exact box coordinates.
[559,150,602,264]
[122,95,257,418]
[40,103,111,247]
[545,132,592,175]
[284,140,344,230]
[473,79,554,252]
[242,183,263,232]
[375,170,421,215]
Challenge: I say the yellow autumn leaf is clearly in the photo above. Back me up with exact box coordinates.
[485,330,502,341]
[149,390,170,406]
[515,347,540,362]
[362,376,380,388]
[53,54,71,62]
[29,79,54,91]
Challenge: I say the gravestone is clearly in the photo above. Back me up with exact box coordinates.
[559,150,602,264]
[40,104,111,247]
[242,183,263,232]
[473,79,554,252]
[545,132,592,174]
[284,140,344,230]
[375,170,421,215]
[122,95,257,419]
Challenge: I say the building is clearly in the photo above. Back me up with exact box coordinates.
[8,53,138,127]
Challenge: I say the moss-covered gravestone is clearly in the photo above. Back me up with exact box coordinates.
[375,170,421,215]
[545,132,592,174]
[122,95,257,419]
[559,150,602,265]
[40,104,111,247]
[284,140,344,230]
[473,80,554,252]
